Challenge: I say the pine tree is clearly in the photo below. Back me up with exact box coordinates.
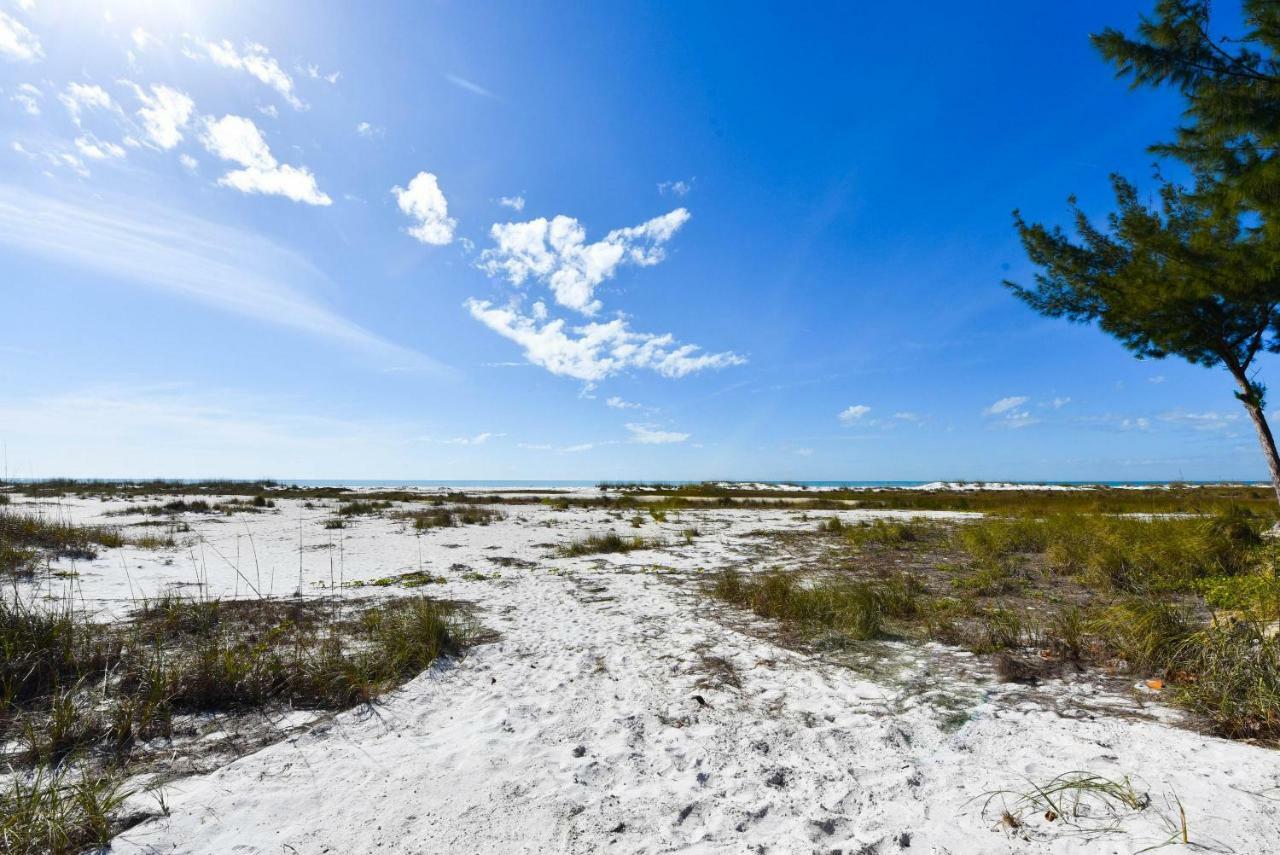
[1010,177,1280,504]
[1093,0,1280,219]
[1010,1,1280,506]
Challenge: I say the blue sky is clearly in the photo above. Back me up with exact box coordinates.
[1,0,1273,481]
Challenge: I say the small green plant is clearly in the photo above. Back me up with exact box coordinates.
[339,500,393,517]
[0,767,135,855]
[559,532,657,557]
[843,519,925,548]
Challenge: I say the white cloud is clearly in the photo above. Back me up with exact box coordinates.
[15,0,36,12]
[74,134,126,160]
[0,10,42,62]
[1050,396,1071,409]
[984,395,1029,416]
[893,411,921,422]
[302,63,340,84]
[59,82,114,125]
[427,432,502,446]
[258,103,278,119]
[178,153,198,170]
[626,423,689,444]
[355,121,382,139]
[194,39,305,110]
[131,27,157,51]
[1149,375,1166,384]
[838,404,871,425]
[445,73,494,98]
[201,114,273,168]
[498,195,525,212]
[606,396,641,410]
[1159,410,1239,431]
[478,208,691,315]
[658,179,692,197]
[0,186,435,368]
[794,447,814,457]
[466,299,745,383]
[1000,412,1038,429]
[983,396,1037,428]
[392,172,455,245]
[129,83,194,149]
[11,81,39,114]
[201,114,331,205]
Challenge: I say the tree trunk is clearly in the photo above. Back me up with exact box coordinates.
[1230,368,1280,513]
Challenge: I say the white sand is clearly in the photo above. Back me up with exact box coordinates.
[12,494,1278,854]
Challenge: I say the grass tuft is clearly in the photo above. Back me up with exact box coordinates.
[559,532,658,556]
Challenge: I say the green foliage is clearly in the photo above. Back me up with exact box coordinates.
[1093,0,1280,216]
[707,569,927,642]
[1091,598,1197,672]
[1173,621,1280,739]
[1,768,134,855]
[954,510,1265,592]
[1010,175,1280,382]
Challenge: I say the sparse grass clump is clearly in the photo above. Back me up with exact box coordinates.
[559,532,658,556]
[339,500,393,517]
[1,768,135,855]
[0,509,123,568]
[0,590,476,846]
[710,569,914,641]
[1173,621,1280,740]
[403,506,503,530]
[843,518,927,548]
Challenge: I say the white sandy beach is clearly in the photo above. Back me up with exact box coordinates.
[8,491,1278,854]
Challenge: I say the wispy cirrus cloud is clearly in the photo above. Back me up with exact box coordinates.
[422,432,504,446]
[446,73,495,99]
[626,423,689,444]
[11,81,41,114]
[187,38,306,110]
[838,404,871,425]
[0,186,441,371]
[0,383,432,479]
[1159,410,1240,432]
[984,395,1028,416]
